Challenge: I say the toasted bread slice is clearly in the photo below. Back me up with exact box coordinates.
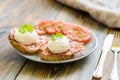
[40,52,73,61]
[39,40,85,61]
[8,28,40,54]
[39,47,73,61]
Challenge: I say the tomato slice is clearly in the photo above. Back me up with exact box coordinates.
[46,27,56,34]
[37,20,91,44]
[81,34,91,44]
[38,20,55,26]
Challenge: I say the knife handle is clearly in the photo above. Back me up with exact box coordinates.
[92,51,108,80]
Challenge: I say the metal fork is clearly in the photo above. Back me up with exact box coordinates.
[109,30,120,80]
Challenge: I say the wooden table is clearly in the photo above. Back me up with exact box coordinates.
[0,0,120,80]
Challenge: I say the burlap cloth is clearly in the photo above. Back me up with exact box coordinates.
[57,0,120,28]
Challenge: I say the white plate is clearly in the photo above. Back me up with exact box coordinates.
[16,32,97,64]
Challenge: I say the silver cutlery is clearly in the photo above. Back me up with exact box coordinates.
[109,30,119,80]
[92,34,114,80]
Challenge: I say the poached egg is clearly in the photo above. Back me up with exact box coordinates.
[14,30,39,45]
[47,35,70,53]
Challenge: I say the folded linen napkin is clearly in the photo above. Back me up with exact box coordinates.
[57,0,120,28]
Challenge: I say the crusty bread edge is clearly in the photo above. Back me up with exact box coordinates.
[8,35,40,55]
[39,51,73,61]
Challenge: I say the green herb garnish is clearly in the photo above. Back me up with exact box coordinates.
[18,24,34,34]
[51,32,63,41]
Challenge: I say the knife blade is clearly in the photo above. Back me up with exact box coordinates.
[92,34,114,79]
[102,34,114,52]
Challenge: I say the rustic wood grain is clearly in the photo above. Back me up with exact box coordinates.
[0,0,119,80]
[0,0,62,80]
[15,1,109,80]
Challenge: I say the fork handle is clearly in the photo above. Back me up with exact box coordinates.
[110,51,119,80]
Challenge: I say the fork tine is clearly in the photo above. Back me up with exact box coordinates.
[114,31,117,46]
[117,31,120,45]
[109,29,120,46]
[115,31,120,46]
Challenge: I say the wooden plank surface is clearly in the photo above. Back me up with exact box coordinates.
[15,1,108,80]
[0,0,119,80]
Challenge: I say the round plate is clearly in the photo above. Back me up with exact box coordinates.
[16,32,97,64]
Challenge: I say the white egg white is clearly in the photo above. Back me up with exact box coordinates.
[14,30,39,45]
[47,36,70,54]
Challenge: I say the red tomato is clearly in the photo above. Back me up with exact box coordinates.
[46,27,56,34]
[38,20,55,26]
[37,20,91,44]
[55,26,62,33]
[81,34,91,44]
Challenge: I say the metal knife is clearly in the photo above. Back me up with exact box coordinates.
[92,34,114,79]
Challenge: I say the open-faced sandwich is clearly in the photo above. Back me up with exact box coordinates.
[8,20,91,61]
